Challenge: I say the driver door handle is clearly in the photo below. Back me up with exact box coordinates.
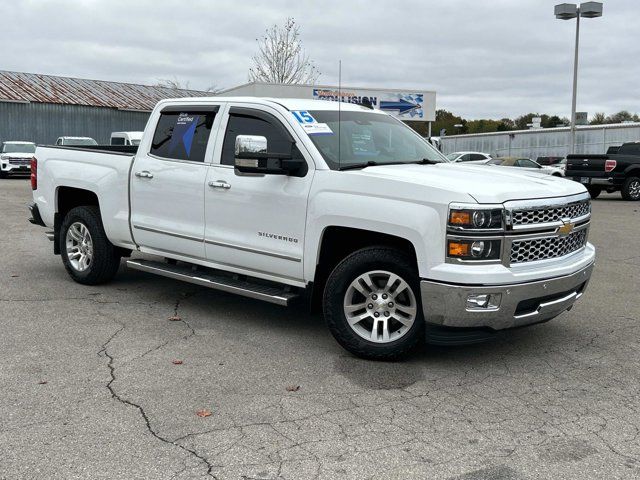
[134,171,154,179]
[208,180,231,190]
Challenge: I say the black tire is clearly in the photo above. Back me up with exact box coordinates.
[586,186,602,199]
[621,176,640,201]
[60,206,121,285]
[323,247,424,360]
[0,171,7,179]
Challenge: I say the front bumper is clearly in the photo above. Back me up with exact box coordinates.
[420,262,594,330]
[1,162,30,173]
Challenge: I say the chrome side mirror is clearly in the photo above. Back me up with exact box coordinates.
[234,135,267,168]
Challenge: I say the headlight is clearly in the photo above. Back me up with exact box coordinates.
[447,239,502,261]
[448,206,503,231]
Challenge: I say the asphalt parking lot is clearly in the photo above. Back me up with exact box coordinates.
[1,178,639,480]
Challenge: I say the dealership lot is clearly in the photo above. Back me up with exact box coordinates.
[1,179,639,479]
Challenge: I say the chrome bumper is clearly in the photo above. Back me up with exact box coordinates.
[420,262,594,330]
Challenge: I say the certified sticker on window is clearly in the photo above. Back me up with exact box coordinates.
[292,110,334,136]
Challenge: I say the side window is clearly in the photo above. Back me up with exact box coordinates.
[221,110,295,166]
[111,137,125,145]
[470,153,485,161]
[459,154,471,162]
[150,109,216,162]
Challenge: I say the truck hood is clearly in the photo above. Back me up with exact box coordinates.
[351,163,585,203]
[1,152,34,160]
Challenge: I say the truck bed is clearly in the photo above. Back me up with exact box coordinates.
[34,145,136,248]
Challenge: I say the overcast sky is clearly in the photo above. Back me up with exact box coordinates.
[0,0,637,119]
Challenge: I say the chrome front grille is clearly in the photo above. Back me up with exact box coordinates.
[511,199,590,227]
[510,229,588,264]
[8,158,31,166]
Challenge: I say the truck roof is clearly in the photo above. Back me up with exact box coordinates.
[158,96,384,114]
[2,140,35,145]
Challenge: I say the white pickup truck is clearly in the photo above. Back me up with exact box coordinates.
[29,97,595,359]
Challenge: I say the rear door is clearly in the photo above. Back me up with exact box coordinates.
[129,104,222,260]
[203,104,313,283]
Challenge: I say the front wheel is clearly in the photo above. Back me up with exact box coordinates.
[587,186,602,199]
[323,247,424,360]
[621,176,640,201]
[60,206,121,285]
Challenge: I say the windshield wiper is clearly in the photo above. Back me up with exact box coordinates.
[339,161,383,171]
[412,158,439,165]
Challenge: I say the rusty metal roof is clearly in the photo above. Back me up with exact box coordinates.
[0,70,211,111]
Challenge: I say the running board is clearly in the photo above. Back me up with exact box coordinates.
[126,259,299,306]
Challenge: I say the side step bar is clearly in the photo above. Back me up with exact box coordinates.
[126,259,299,306]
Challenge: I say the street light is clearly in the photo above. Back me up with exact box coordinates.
[554,2,603,154]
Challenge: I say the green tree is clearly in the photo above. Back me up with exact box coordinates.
[590,112,606,125]
[606,110,636,124]
[432,109,466,136]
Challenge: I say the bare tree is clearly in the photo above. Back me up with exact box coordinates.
[249,18,320,84]
[156,77,222,94]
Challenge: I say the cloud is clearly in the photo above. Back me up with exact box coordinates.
[0,0,637,119]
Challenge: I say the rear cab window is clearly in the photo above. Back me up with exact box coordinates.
[150,106,218,162]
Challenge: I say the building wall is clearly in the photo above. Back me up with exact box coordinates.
[0,102,151,145]
[440,123,640,159]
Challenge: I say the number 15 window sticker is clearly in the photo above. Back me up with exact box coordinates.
[292,111,334,136]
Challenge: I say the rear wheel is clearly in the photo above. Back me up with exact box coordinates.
[60,206,121,285]
[586,186,602,199]
[323,247,424,360]
[621,176,640,201]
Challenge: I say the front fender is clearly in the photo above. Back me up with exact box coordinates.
[304,190,446,281]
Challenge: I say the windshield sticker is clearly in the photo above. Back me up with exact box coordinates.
[292,110,317,124]
[301,123,334,136]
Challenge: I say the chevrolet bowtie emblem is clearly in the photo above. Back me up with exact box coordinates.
[558,221,575,236]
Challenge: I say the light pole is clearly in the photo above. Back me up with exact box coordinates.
[554,2,603,154]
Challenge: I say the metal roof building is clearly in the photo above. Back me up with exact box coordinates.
[0,71,210,144]
[440,122,640,159]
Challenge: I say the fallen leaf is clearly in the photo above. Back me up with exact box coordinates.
[196,409,212,418]
[172,359,183,365]
[10,274,19,278]
[37,380,48,385]
[168,315,181,322]
[286,385,300,392]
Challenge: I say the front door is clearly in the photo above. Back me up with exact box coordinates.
[130,105,221,260]
[204,105,313,283]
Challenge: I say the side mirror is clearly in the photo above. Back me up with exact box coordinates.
[234,135,305,176]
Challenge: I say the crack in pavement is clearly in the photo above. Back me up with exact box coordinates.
[98,303,216,479]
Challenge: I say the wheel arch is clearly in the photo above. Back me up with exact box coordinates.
[310,225,420,310]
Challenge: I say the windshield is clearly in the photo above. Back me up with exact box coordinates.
[446,153,460,161]
[2,143,36,154]
[66,138,98,146]
[304,110,447,170]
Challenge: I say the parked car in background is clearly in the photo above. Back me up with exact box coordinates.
[110,131,143,146]
[566,142,640,200]
[55,137,98,147]
[446,151,492,163]
[536,156,565,166]
[0,141,36,178]
[29,96,595,359]
[487,157,565,176]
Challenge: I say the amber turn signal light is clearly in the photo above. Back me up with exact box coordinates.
[448,241,470,257]
[449,211,471,225]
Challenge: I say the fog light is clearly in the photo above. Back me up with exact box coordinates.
[466,293,502,311]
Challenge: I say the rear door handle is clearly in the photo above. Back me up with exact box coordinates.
[134,171,154,179]
[208,180,231,190]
